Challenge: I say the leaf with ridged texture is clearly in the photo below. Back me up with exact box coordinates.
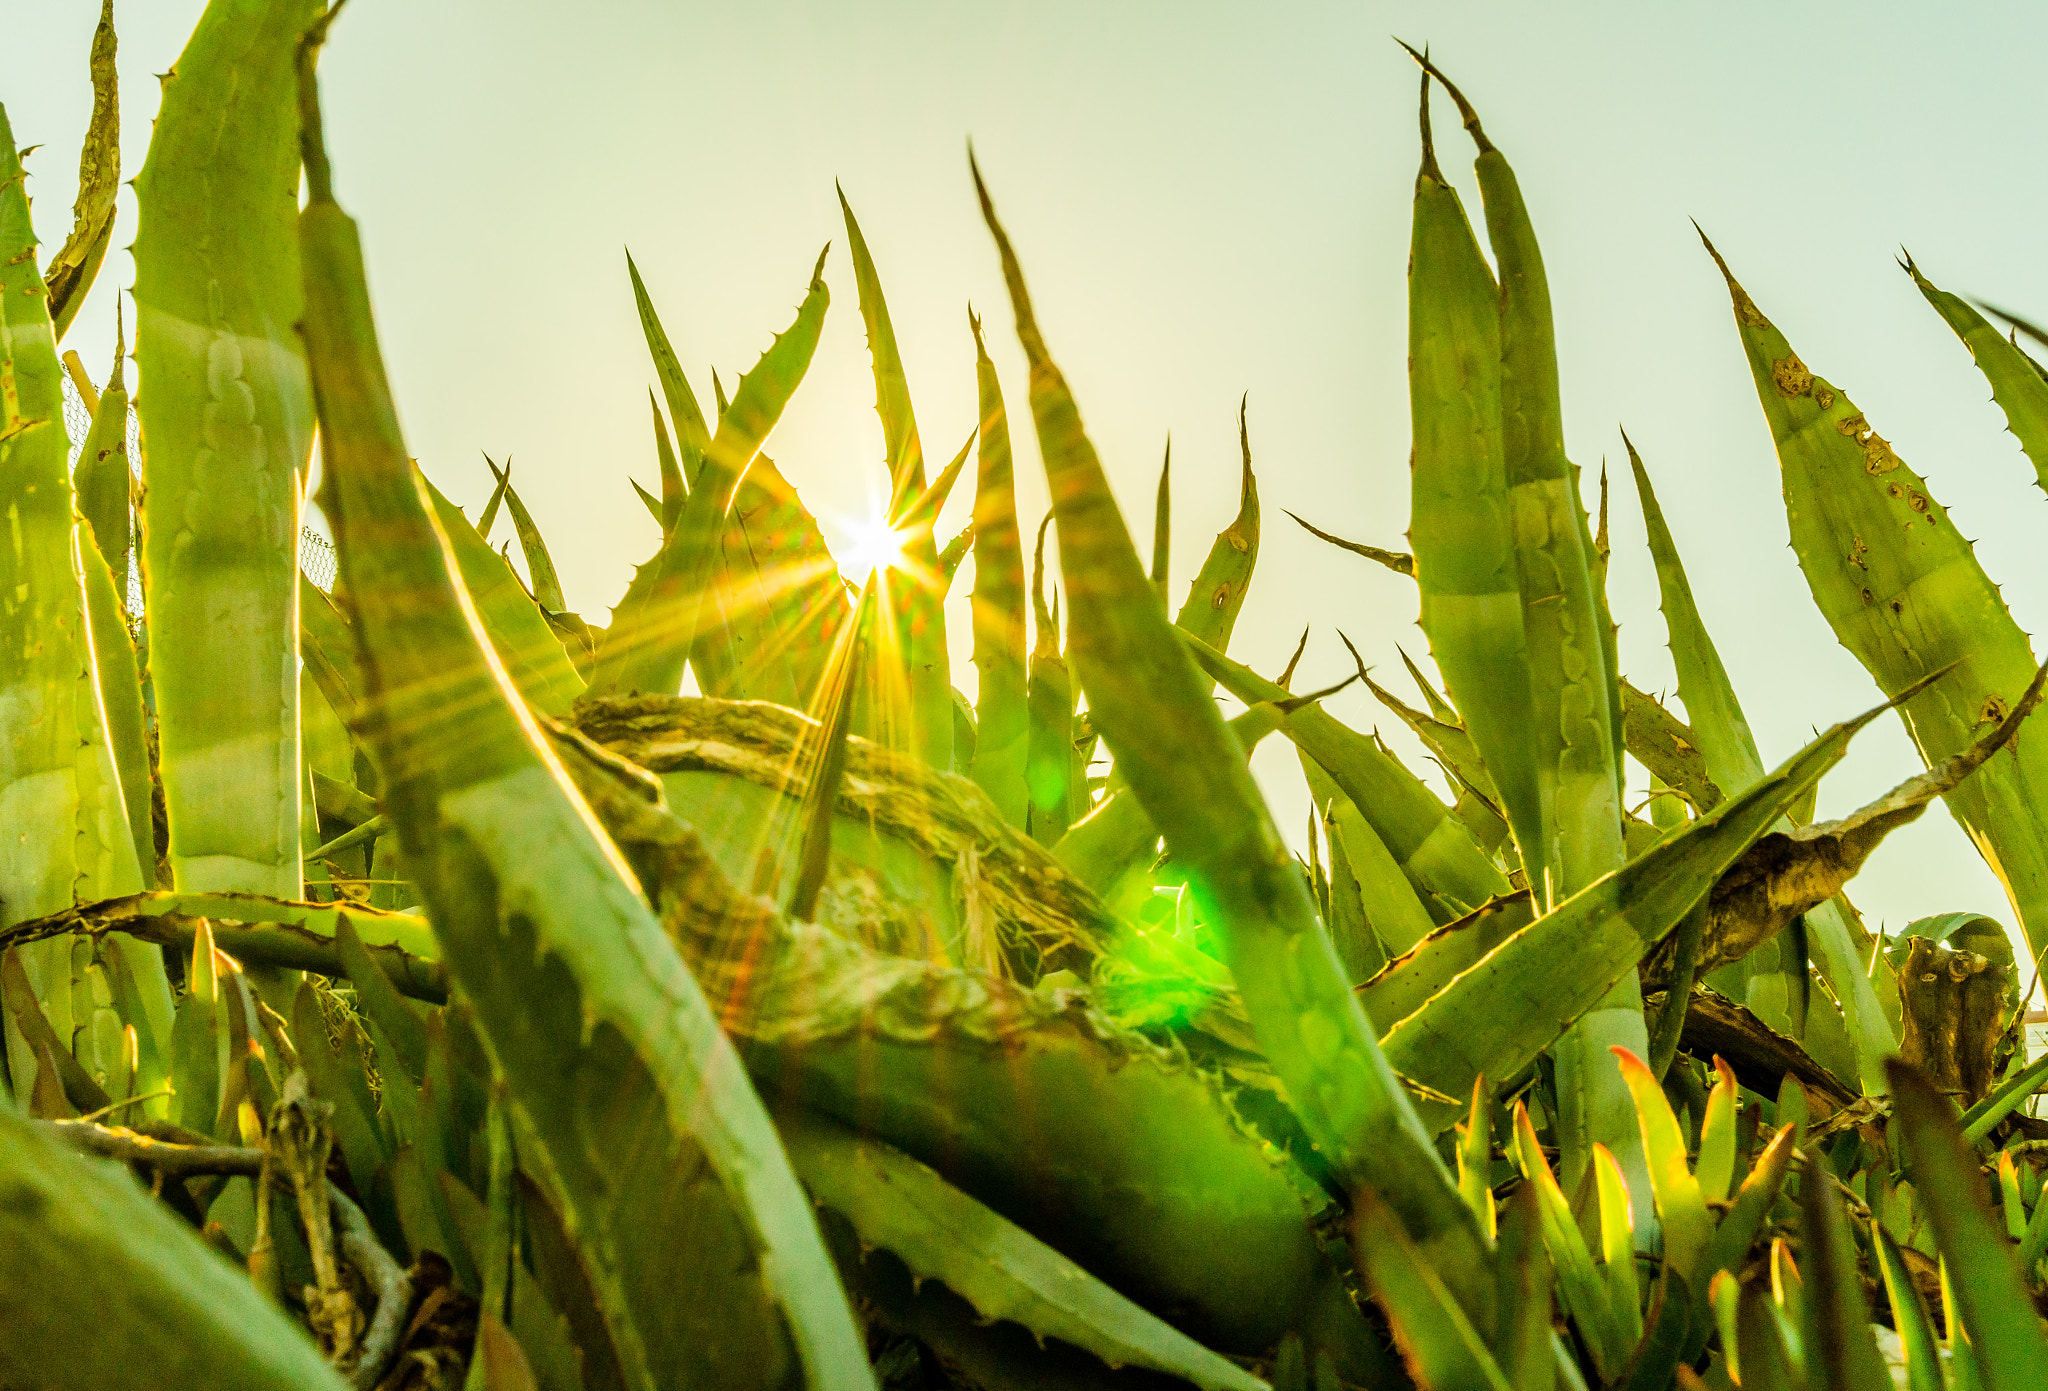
[573,697,1111,982]
[1402,72,1543,916]
[1379,684,1907,1133]
[133,0,316,900]
[1172,400,1259,663]
[0,105,153,1105]
[1185,633,1508,924]
[590,251,830,700]
[0,1106,348,1391]
[779,1109,1269,1391]
[1413,51,1645,1208]
[973,155,1490,1311]
[43,0,120,342]
[568,759,1378,1378]
[1708,234,2048,975]
[295,63,870,1390]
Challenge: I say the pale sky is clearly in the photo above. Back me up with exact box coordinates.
[10,1,2048,960]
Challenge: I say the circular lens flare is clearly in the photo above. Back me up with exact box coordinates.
[842,513,909,577]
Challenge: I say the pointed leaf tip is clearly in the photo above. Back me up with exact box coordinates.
[1414,66,1444,184]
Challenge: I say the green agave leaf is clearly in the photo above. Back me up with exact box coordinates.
[967,306,1028,830]
[1887,1060,2048,1388]
[1026,517,1080,844]
[0,947,110,1116]
[1627,430,1896,1095]
[0,1103,348,1390]
[1907,255,2048,500]
[1619,681,1722,814]
[1414,52,1646,1208]
[1184,633,1508,924]
[645,389,685,532]
[779,1108,1268,1391]
[571,750,1378,1375]
[1357,652,1502,812]
[482,454,567,614]
[693,452,850,711]
[1354,1192,1513,1391]
[81,539,172,1033]
[626,251,711,484]
[1796,1150,1893,1391]
[840,190,951,771]
[590,249,831,700]
[1508,1102,1629,1381]
[1284,509,1415,578]
[1707,234,2048,974]
[1735,1279,1802,1391]
[133,0,318,900]
[72,331,132,601]
[1057,703,1283,898]
[295,63,870,1391]
[1696,1057,1738,1205]
[1356,892,1535,1037]
[0,103,147,917]
[1872,1223,1945,1391]
[973,153,1490,1301]
[1402,73,1544,912]
[1151,440,1172,600]
[575,695,1113,980]
[423,476,584,717]
[1614,1047,1710,1283]
[1172,400,1259,662]
[1305,758,1428,975]
[43,0,120,342]
[1590,1146,1642,1350]
[0,105,157,1110]
[1379,681,1912,1131]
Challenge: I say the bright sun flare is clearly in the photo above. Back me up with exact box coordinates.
[842,513,910,577]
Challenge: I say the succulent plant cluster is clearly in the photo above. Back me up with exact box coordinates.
[9,4,2048,1390]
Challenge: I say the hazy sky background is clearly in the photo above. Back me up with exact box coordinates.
[10,1,2048,965]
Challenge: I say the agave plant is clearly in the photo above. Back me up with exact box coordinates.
[7,4,2048,1390]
